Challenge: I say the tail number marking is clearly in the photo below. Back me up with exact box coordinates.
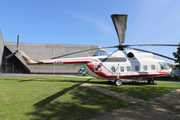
[53,60,63,64]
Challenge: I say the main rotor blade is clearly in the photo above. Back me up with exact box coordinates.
[51,46,115,59]
[128,44,180,47]
[17,35,19,51]
[111,14,127,45]
[128,46,180,62]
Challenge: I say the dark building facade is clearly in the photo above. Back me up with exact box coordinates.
[0,31,106,74]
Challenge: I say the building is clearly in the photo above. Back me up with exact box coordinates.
[0,30,106,74]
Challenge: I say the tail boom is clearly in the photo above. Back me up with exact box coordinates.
[20,51,90,66]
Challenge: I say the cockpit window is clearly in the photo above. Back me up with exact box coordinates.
[165,63,170,69]
[159,62,167,69]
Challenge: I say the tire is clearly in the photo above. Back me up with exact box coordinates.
[148,80,154,84]
[115,79,123,86]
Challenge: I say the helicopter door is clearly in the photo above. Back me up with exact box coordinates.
[110,65,119,76]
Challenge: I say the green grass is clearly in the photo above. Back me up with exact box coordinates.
[0,76,130,120]
[92,80,180,100]
[1,76,180,120]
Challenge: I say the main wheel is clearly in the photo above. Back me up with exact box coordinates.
[115,79,123,86]
[147,80,154,84]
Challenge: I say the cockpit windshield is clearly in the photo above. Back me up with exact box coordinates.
[165,63,170,69]
[159,62,167,69]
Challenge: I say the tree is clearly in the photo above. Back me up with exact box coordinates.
[169,64,176,71]
[173,44,180,70]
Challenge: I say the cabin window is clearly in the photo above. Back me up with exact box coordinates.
[135,66,139,71]
[120,66,124,72]
[111,66,116,73]
[126,66,131,71]
[159,62,167,69]
[151,65,155,70]
[143,65,148,71]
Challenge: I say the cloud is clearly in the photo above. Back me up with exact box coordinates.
[67,12,113,35]
[129,0,180,43]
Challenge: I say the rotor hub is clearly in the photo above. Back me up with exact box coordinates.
[114,45,129,51]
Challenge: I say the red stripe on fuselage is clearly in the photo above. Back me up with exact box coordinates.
[26,58,168,79]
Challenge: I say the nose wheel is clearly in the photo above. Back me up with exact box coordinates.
[115,79,123,86]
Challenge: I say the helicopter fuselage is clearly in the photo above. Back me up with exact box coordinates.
[24,50,172,80]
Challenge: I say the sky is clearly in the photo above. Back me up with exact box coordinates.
[0,0,180,64]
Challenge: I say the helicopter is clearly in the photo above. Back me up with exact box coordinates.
[5,14,180,86]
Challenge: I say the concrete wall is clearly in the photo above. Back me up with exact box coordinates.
[5,42,99,73]
[0,30,4,70]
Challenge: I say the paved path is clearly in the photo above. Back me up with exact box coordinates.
[82,83,144,104]
[82,83,180,120]
[86,99,180,120]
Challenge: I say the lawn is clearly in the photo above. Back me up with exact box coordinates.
[1,76,180,120]
[0,76,129,120]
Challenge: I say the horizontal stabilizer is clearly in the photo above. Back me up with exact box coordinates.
[34,60,44,63]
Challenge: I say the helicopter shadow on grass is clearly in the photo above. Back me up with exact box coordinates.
[16,77,157,86]
[22,77,161,120]
[33,84,81,107]
[28,79,132,120]
[86,78,157,86]
[27,83,120,120]
[27,77,156,108]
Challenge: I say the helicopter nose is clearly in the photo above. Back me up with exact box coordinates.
[168,67,172,74]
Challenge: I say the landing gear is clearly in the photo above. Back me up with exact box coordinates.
[115,79,123,86]
[147,78,154,84]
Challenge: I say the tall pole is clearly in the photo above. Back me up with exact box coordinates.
[5,58,7,73]
[53,49,55,76]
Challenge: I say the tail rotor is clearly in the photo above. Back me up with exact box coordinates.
[5,35,20,59]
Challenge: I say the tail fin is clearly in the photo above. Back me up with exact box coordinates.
[20,51,44,64]
[20,51,33,62]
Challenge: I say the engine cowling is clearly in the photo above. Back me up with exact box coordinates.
[127,52,134,58]
[126,51,154,59]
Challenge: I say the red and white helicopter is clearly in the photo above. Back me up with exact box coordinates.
[6,14,180,86]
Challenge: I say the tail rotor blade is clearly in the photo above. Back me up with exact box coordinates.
[5,50,19,59]
[17,35,19,51]
[5,52,16,59]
